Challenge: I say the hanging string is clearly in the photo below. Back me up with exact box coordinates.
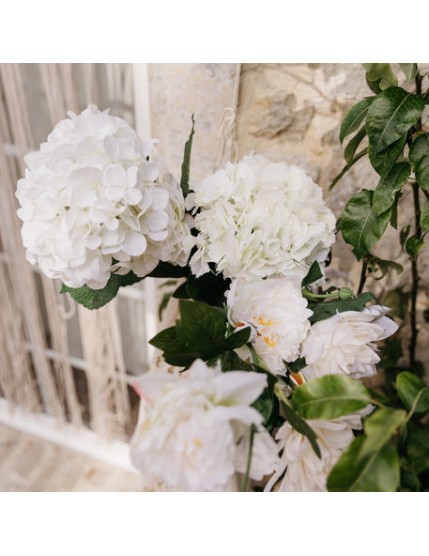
[213,63,241,171]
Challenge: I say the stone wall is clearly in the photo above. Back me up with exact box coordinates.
[148,63,429,372]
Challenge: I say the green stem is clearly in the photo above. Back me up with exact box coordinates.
[240,425,256,492]
[409,182,421,370]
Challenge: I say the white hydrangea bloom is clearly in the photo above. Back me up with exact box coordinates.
[188,155,336,281]
[16,104,191,289]
[301,305,399,380]
[266,413,363,492]
[130,359,278,491]
[226,277,312,374]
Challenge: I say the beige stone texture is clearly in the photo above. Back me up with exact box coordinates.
[236,63,429,372]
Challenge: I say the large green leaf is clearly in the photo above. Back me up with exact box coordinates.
[327,436,400,492]
[360,407,406,459]
[175,300,226,354]
[344,127,367,163]
[308,292,374,324]
[292,375,371,420]
[147,261,190,279]
[61,271,143,310]
[340,189,391,259]
[363,64,398,93]
[340,97,374,144]
[366,87,424,153]
[186,272,231,307]
[396,372,429,414]
[369,134,407,176]
[180,115,195,198]
[406,423,429,474]
[372,161,411,215]
[301,261,323,288]
[420,199,429,232]
[409,133,429,191]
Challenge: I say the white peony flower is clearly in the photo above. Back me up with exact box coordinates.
[301,305,399,380]
[266,413,363,492]
[226,277,312,374]
[16,104,191,289]
[130,359,277,491]
[187,154,336,281]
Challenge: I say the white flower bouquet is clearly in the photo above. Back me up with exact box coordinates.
[16,68,429,493]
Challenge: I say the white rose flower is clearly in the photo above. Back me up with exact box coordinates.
[130,359,277,491]
[16,104,191,289]
[226,277,312,374]
[188,155,336,281]
[266,413,363,492]
[301,305,399,380]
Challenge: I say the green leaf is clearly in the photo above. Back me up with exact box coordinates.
[340,189,391,259]
[409,133,429,191]
[158,290,173,321]
[363,64,398,93]
[274,383,321,458]
[344,127,367,163]
[360,407,407,459]
[186,272,231,307]
[220,350,254,372]
[396,372,429,414]
[340,97,374,144]
[420,199,429,232]
[176,300,226,355]
[61,271,143,310]
[366,86,424,153]
[180,115,195,198]
[406,423,429,474]
[292,374,371,420]
[380,337,403,369]
[309,292,374,324]
[400,63,418,82]
[369,135,407,176]
[301,261,323,288]
[327,436,400,492]
[365,253,403,279]
[329,148,368,190]
[224,326,251,351]
[147,261,190,279]
[253,388,274,426]
[372,162,411,215]
[405,235,424,259]
[149,326,180,352]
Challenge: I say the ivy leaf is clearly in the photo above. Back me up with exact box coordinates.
[369,135,407,177]
[340,189,391,259]
[327,436,400,492]
[180,114,195,198]
[308,292,374,324]
[400,63,418,82]
[301,261,323,288]
[61,271,143,310]
[420,199,429,232]
[344,127,367,163]
[363,64,398,93]
[396,372,429,414]
[372,162,411,215]
[409,133,429,192]
[340,97,374,144]
[366,86,424,153]
[292,374,371,420]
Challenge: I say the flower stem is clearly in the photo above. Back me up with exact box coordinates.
[240,425,256,492]
[409,182,421,369]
